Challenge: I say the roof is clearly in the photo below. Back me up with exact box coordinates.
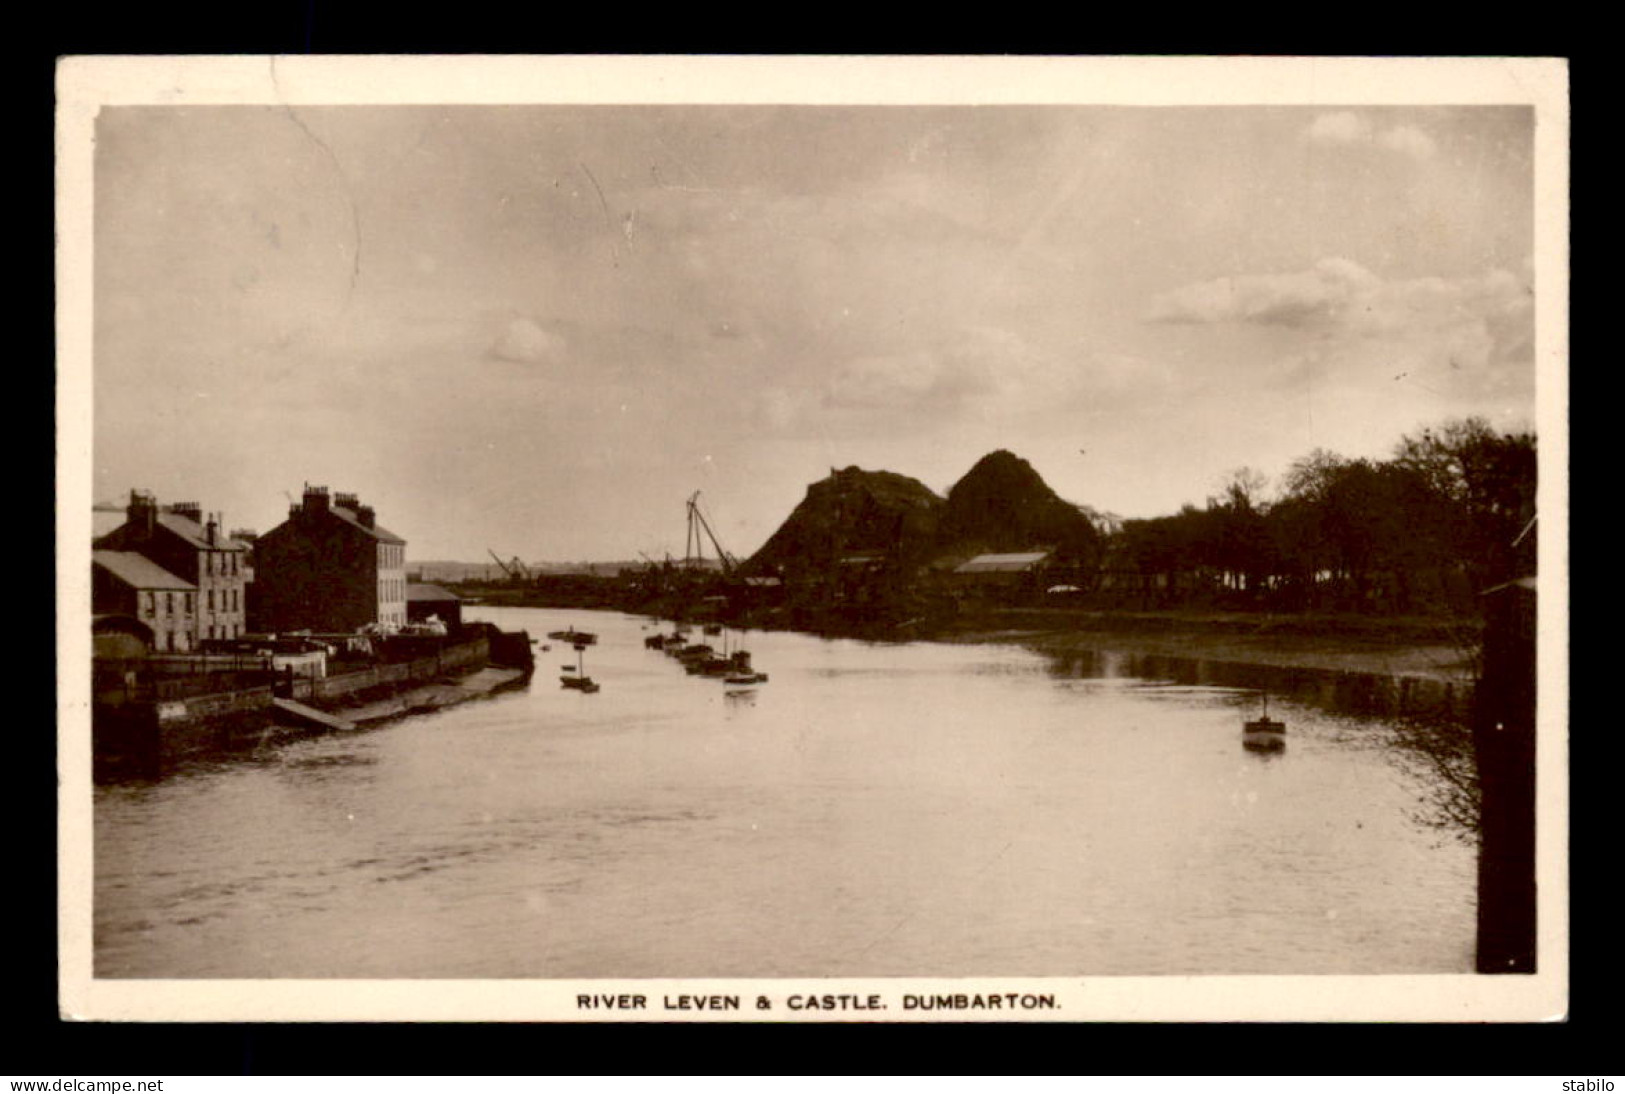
[954,551,1051,574]
[407,583,461,602]
[155,511,248,551]
[260,504,407,546]
[94,511,247,552]
[93,551,196,590]
[331,505,406,544]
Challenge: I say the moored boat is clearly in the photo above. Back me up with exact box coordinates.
[547,627,598,646]
[560,645,601,693]
[1243,692,1285,750]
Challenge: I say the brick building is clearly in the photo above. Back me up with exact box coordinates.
[94,491,250,644]
[252,486,408,634]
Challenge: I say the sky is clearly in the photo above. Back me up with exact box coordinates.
[91,102,1536,562]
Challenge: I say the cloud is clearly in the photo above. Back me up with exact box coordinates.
[489,318,566,365]
[825,349,970,411]
[1305,113,1437,160]
[810,326,1174,434]
[1148,259,1534,402]
[1146,257,1383,328]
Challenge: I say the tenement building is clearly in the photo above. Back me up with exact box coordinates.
[94,491,251,644]
[252,486,408,634]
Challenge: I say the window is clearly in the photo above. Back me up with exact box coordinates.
[207,589,215,611]
[205,553,213,576]
[185,593,193,613]
[145,591,156,615]
[166,592,174,614]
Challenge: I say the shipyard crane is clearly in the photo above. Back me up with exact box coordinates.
[487,549,531,584]
[684,491,739,575]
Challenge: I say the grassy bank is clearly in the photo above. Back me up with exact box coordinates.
[925,608,1480,683]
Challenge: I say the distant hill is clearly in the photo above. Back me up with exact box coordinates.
[744,466,945,576]
[939,449,1101,560]
[412,559,649,582]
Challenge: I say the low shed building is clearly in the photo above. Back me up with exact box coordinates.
[407,583,463,629]
[951,551,1052,603]
[952,551,1051,582]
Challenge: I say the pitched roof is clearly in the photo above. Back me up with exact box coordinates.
[93,550,196,590]
[954,551,1051,574]
[107,511,248,551]
[407,583,460,602]
[331,505,406,545]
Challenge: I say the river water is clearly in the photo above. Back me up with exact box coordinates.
[93,606,1476,978]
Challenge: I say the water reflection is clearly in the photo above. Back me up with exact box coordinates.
[1242,736,1287,758]
[1042,648,1468,722]
[1038,644,1478,842]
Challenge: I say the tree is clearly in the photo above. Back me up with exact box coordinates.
[1394,418,1537,590]
[1208,467,1273,597]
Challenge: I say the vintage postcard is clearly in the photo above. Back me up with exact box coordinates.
[57,55,1568,1022]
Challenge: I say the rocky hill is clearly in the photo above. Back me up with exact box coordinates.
[744,451,1101,575]
[939,449,1101,560]
[743,465,945,576]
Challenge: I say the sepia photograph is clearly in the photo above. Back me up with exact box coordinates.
[56,55,1568,1022]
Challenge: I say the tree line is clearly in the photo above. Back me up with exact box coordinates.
[1098,417,1536,615]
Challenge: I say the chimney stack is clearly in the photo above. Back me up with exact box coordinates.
[167,501,203,525]
[127,489,157,536]
[356,504,376,529]
[302,484,331,515]
[205,511,220,545]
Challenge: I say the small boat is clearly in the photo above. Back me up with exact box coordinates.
[547,627,598,645]
[723,671,769,685]
[1243,692,1285,751]
[703,624,723,636]
[560,646,601,693]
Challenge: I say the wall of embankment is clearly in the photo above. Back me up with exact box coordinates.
[93,635,501,768]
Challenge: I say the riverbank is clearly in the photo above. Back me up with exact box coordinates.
[93,627,537,775]
[319,665,531,725]
[923,608,1479,684]
[466,586,1482,685]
